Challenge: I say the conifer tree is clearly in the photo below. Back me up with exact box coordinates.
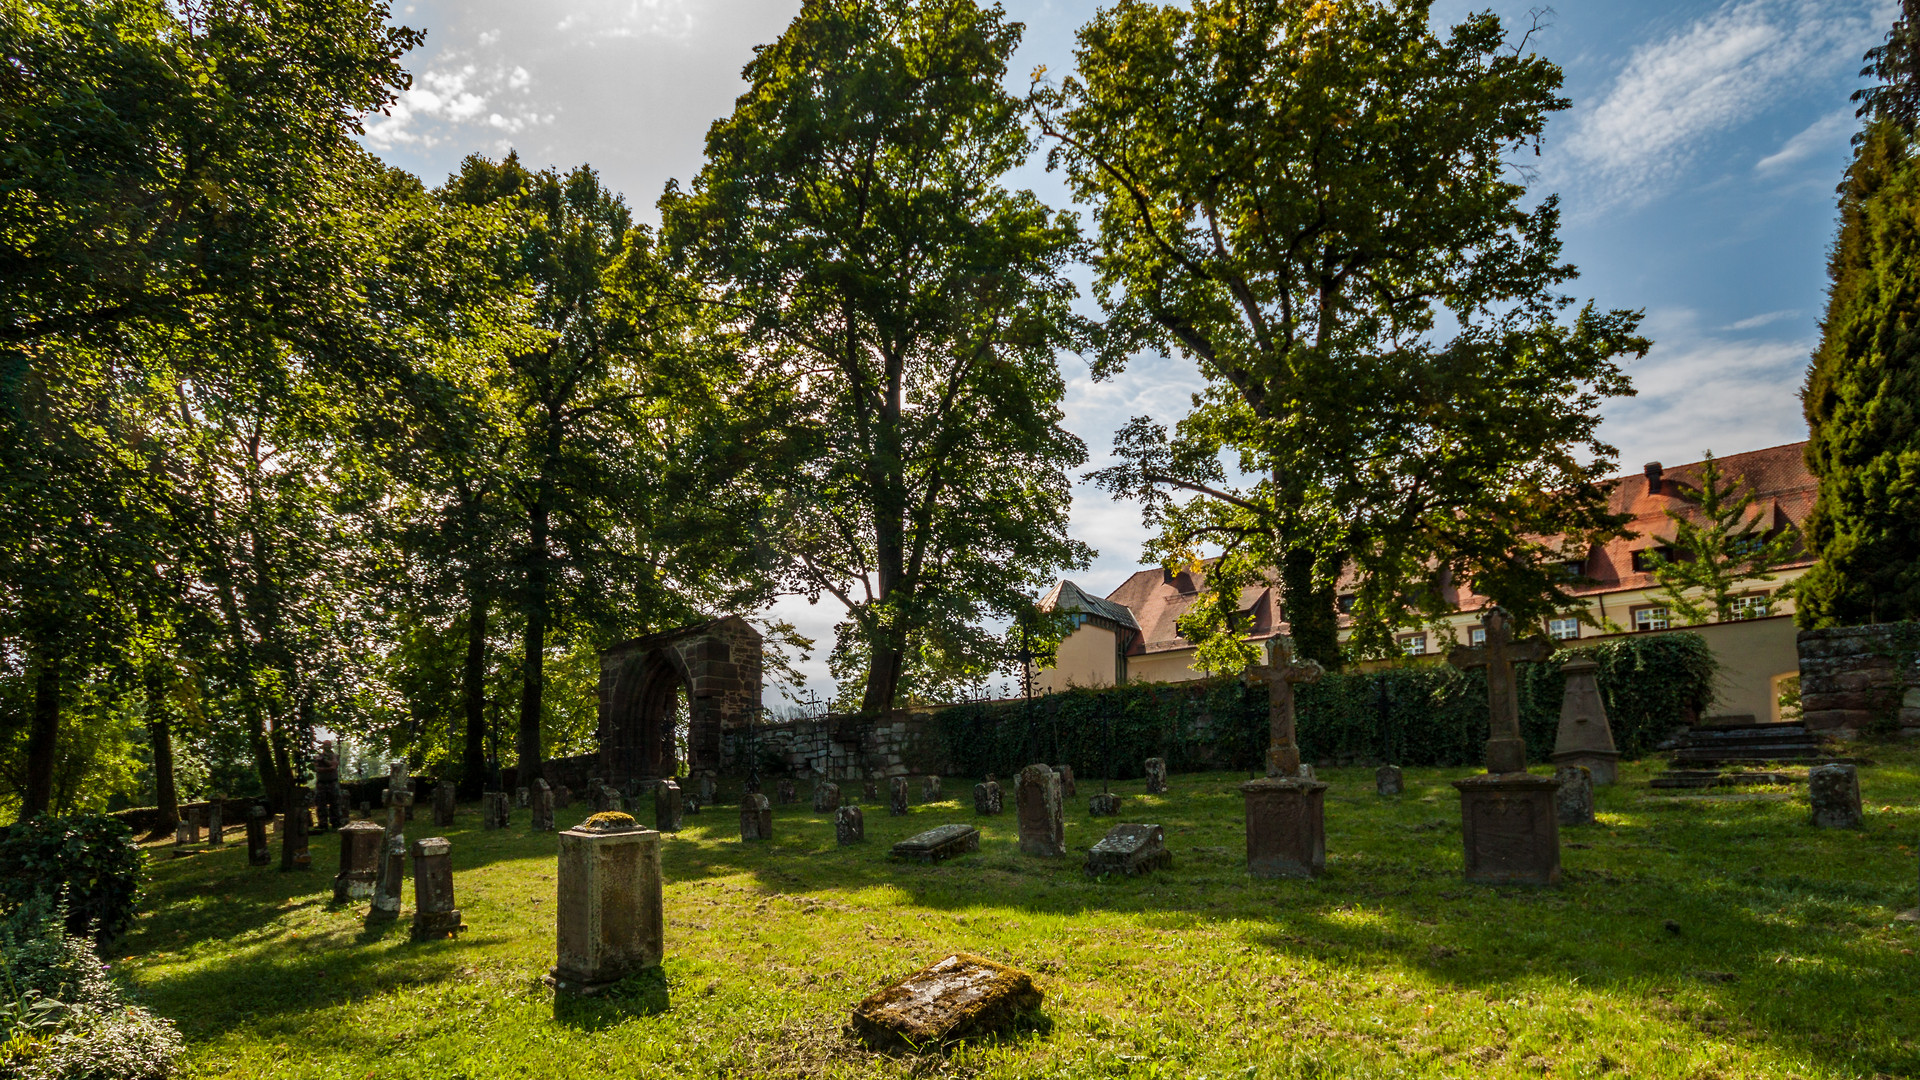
[1798,2,1920,627]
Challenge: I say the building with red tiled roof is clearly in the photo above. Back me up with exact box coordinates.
[1036,442,1817,723]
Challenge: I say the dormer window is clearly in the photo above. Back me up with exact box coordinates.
[1631,546,1674,573]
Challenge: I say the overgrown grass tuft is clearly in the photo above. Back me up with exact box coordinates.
[119,749,1920,1078]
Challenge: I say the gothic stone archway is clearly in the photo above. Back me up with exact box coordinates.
[597,616,762,785]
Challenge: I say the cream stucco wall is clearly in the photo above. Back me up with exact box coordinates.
[1033,622,1122,693]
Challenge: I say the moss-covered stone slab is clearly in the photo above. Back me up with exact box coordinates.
[848,953,1042,1048]
[889,824,979,863]
[1085,823,1171,877]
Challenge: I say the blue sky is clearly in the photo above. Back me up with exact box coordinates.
[361,0,1895,699]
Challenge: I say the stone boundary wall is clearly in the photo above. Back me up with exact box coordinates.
[1798,622,1920,733]
[722,710,948,781]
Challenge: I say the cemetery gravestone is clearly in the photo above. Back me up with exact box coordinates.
[206,801,223,845]
[1015,765,1065,857]
[550,814,663,995]
[695,772,717,806]
[280,787,312,871]
[1554,765,1595,827]
[777,778,798,805]
[654,779,683,833]
[333,821,384,903]
[836,804,865,846]
[1809,764,1864,829]
[410,837,464,941]
[813,782,841,813]
[863,776,880,802]
[1056,765,1076,797]
[1085,823,1172,877]
[369,788,412,922]
[1143,757,1167,794]
[1551,658,1621,785]
[889,777,911,816]
[973,780,1002,815]
[595,785,621,814]
[434,783,457,827]
[516,786,530,810]
[246,806,271,866]
[740,794,773,842]
[1448,608,1560,885]
[186,811,202,845]
[175,821,191,847]
[554,784,572,810]
[1376,765,1404,796]
[922,776,942,803]
[848,953,1042,1050]
[358,801,370,818]
[532,780,556,832]
[890,824,980,864]
[1089,792,1121,817]
[1240,637,1331,879]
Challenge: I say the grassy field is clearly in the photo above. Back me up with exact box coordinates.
[116,750,1920,1080]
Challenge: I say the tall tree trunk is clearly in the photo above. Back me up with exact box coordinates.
[22,642,60,818]
[860,367,908,716]
[460,589,489,798]
[1280,545,1341,671]
[517,499,548,780]
[146,673,179,830]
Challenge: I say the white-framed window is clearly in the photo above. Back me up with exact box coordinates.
[1548,617,1581,641]
[1730,593,1771,620]
[1469,627,1487,646]
[1398,633,1427,656]
[1633,606,1670,632]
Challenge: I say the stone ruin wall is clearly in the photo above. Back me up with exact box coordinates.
[721,710,949,781]
[1798,622,1920,733]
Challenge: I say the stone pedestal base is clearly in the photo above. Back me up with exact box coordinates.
[1454,772,1560,885]
[1240,777,1328,879]
[411,908,464,941]
[1551,750,1619,786]
[553,821,663,995]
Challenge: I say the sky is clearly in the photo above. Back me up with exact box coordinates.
[360,0,1897,701]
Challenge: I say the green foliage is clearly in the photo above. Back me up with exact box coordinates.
[1799,117,1920,627]
[662,0,1094,713]
[0,815,142,945]
[0,898,182,1079]
[1048,0,1645,670]
[1643,451,1803,624]
[944,632,1715,777]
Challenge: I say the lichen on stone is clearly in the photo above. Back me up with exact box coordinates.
[582,811,637,832]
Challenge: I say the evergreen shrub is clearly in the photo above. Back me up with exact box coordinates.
[939,632,1716,778]
[0,815,143,945]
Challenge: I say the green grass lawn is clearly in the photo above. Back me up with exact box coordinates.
[117,750,1920,1080]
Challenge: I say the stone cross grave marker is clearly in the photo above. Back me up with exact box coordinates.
[550,814,663,995]
[410,837,463,941]
[369,787,412,922]
[1447,609,1560,885]
[1015,765,1064,857]
[1245,637,1324,777]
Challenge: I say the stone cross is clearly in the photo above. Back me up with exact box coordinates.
[1245,637,1325,776]
[369,788,412,922]
[1446,608,1553,774]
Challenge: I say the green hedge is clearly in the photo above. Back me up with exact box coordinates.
[939,633,1717,780]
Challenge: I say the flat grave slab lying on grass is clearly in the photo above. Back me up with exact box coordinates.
[847,953,1042,1049]
[889,824,979,864]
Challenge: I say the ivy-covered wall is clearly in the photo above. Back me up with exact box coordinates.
[938,633,1717,780]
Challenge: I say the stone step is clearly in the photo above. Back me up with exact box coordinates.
[1672,753,1872,769]
[1670,745,1829,764]
[1650,770,1799,789]
[1672,725,1811,743]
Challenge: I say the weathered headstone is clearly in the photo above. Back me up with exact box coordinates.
[516,785,530,810]
[1239,775,1327,879]
[1809,763,1864,829]
[1448,608,1560,885]
[776,778,798,805]
[185,811,202,844]
[836,804,865,846]
[863,776,880,802]
[175,820,191,847]
[206,801,224,845]
[1143,757,1167,795]
[1015,764,1064,857]
[973,780,1002,815]
[550,814,663,995]
[389,761,415,823]
[1244,637,1325,777]
[1297,763,1318,781]
[368,788,411,922]
[410,837,463,941]
[1551,658,1621,785]
[358,800,371,818]
[280,787,312,871]
[554,784,572,810]
[848,954,1042,1049]
[532,780,556,832]
[1089,792,1121,817]
[740,793,773,842]
[433,782,457,827]
[333,821,384,903]
[1554,765,1595,827]
[813,781,841,813]
[694,772,717,806]
[890,824,980,864]
[1376,765,1404,796]
[1056,765,1076,797]
[1085,823,1171,877]
[595,784,620,814]
[889,776,911,816]
[921,775,942,803]
[246,805,271,866]
[653,779,682,833]
[482,791,510,830]
[684,794,701,816]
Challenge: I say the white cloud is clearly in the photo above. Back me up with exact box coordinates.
[1723,308,1801,330]
[1559,0,1884,210]
[1597,309,1811,467]
[1756,108,1857,175]
[555,0,695,41]
[362,59,549,152]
